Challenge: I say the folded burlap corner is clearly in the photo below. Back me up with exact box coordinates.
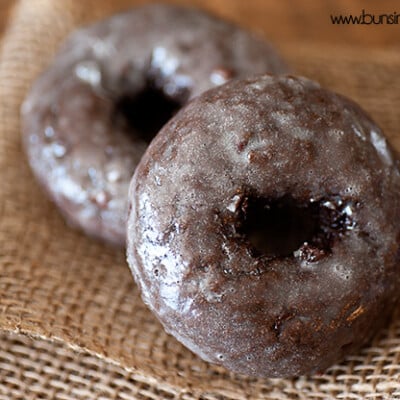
[1,0,400,399]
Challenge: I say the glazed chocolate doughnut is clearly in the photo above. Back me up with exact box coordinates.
[21,4,288,246]
[127,75,400,377]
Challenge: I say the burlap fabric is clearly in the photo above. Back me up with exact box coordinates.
[1,0,400,398]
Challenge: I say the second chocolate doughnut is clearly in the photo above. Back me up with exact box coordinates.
[21,4,288,246]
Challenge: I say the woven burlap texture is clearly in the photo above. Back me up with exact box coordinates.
[1,0,400,399]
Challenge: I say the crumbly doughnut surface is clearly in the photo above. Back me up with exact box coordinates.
[127,75,400,377]
[21,4,287,246]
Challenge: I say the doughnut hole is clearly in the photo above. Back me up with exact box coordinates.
[236,196,355,261]
[114,79,184,143]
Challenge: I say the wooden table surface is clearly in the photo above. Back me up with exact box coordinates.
[1,0,399,49]
[0,0,14,37]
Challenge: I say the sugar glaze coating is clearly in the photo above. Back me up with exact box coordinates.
[21,4,287,246]
[127,75,400,377]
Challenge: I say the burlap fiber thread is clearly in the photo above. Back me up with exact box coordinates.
[1,0,400,399]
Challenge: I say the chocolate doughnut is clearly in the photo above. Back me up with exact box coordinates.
[21,4,288,246]
[127,75,400,377]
